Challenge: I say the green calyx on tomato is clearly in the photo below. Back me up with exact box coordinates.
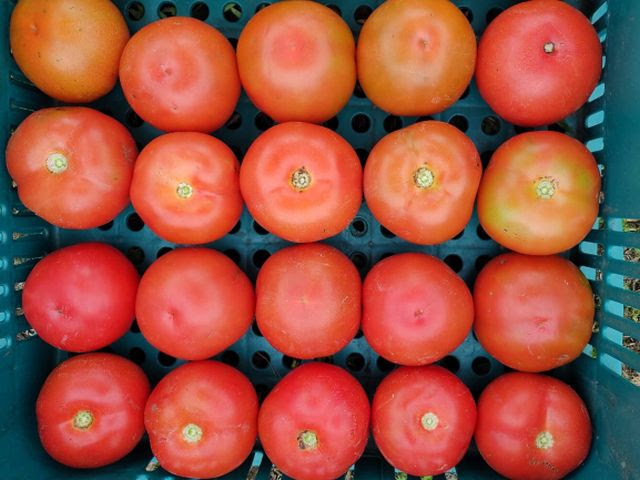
[46,152,68,174]
[297,430,318,450]
[535,176,558,199]
[420,412,439,431]
[175,182,194,199]
[535,431,555,450]
[413,166,435,189]
[291,166,312,191]
[72,410,94,430]
[182,423,203,443]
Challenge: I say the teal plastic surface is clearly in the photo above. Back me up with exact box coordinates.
[1,0,638,478]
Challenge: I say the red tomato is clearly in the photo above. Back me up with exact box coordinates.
[259,362,370,480]
[476,0,602,126]
[10,0,129,103]
[130,132,242,245]
[237,1,355,123]
[119,17,240,132]
[239,122,362,242]
[476,372,592,480]
[23,243,138,352]
[474,253,594,372]
[477,131,601,255]
[136,248,254,360]
[256,243,360,359]
[364,121,481,244]
[145,361,258,478]
[372,366,476,476]
[357,0,476,116]
[6,107,137,229]
[36,353,150,468]
[363,253,473,366]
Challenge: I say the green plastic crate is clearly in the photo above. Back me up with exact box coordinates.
[1,0,638,478]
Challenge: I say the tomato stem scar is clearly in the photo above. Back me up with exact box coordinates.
[535,431,554,449]
[544,42,555,54]
[176,182,193,199]
[182,423,203,443]
[535,177,558,199]
[46,152,68,174]
[413,166,434,189]
[291,166,312,191]
[420,412,439,431]
[72,410,94,430]
[297,429,318,450]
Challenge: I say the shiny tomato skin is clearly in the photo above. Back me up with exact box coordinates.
[130,132,242,245]
[239,122,362,243]
[237,1,355,123]
[364,121,481,244]
[477,131,601,255]
[6,107,137,229]
[475,372,592,480]
[259,362,370,480]
[119,17,240,133]
[136,248,254,360]
[145,361,258,479]
[22,243,139,352]
[476,0,602,126]
[36,353,150,468]
[357,0,476,116]
[363,253,473,366]
[372,366,476,476]
[10,0,129,103]
[474,253,594,372]
[256,243,360,359]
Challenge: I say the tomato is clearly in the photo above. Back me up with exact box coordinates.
[364,121,481,244]
[119,17,240,133]
[477,131,601,255]
[475,372,592,480]
[10,0,129,103]
[259,362,370,480]
[6,107,137,229]
[372,366,476,476]
[145,361,258,478]
[239,122,362,243]
[476,0,602,127]
[474,253,594,372]
[130,132,242,245]
[237,1,355,123]
[136,248,254,360]
[256,243,360,359]
[357,0,476,116]
[363,253,473,366]
[36,353,150,468]
[23,243,138,352]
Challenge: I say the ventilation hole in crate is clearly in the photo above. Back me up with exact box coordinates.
[323,116,339,131]
[225,111,242,130]
[459,6,473,23]
[127,1,145,20]
[476,224,491,240]
[448,114,469,132]
[475,255,491,272]
[158,351,177,366]
[354,5,372,25]
[379,252,394,261]
[346,352,365,371]
[444,254,463,273]
[126,213,144,232]
[230,220,241,234]
[98,221,114,231]
[355,148,369,166]
[255,383,271,402]
[377,356,395,372]
[256,2,270,12]
[126,246,145,264]
[439,355,460,373]
[251,351,270,369]
[252,321,263,337]
[378,226,395,238]
[481,116,501,135]
[353,82,366,98]
[128,347,146,365]
[253,221,269,235]
[514,125,534,134]
[350,252,368,270]
[282,355,300,369]
[326,4,341,16]
[223,2,242,22]
[351,113,371,133]
[349,217,368,237]
[452,229,464,240]
[486,7,503,25]
[157,2,177,18]
[472,356,491,375]
[190,1,209,20]
[229,145,243,160]
[480,150,494,168]
[547,122,567,133]
[253,249,270,268]
[156,246,173,258]
[220,350,240,367]
[130,319,140,333]
[224,248,241,265]
[255,111,275,131]
[383,115,403,133]
[126,109,143,128]
[227,37,238,50]
[354,329,363,339]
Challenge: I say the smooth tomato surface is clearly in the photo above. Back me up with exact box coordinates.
[10,0,129,102]
[363,253,473,366]
[237,1,355,123]
[36,353,150,468]
[130,132,242,244]
[136,248,254,360]
[256,243,360,359]
[477,131,601,255]
[239,122,362,242]
[23,243,139,352]
[357,0,476,116]
[145,361,258,478]
[474,253,594,372]
[364,121,481,244]
[6,107,137,229]
[259,362,370,480]
[476,372,592,480]
[120,17,240,132]
[372,366,476,476]
[476,0,602,126]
